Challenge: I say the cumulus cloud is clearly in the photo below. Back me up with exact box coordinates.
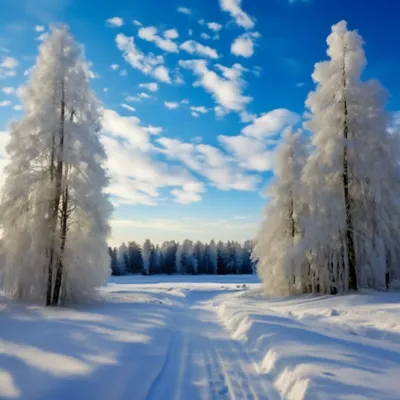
[1,87,15,95]
[164,101,179,109]
[110,64,119,70]
[0,100,11,107]
[179,59,251,115]
[180,40,219,59]
[115,33,171,83]
[138,82,159,92]
[157,137,261,191]
[100,110,205,206]
[201,33,211,40]
[164,29,179,39]
[219,0,255,29]
[177,6,192,15]
[34,25,45,32]
[242,108,300,138]
[133,20,142,26]
[218,134,274,172]
[1,56,18,69]
[138,26,179,53]
[231,32,259,58]
[207,22,223,31]
[106,17,124,27]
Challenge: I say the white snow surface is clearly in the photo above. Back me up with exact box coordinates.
[1,275,399,399]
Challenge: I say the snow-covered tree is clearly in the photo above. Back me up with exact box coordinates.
[0,24,112,305]
[127,241,142,274]
[205,240,217,274]
[296,21,400,293]
[118,243,129,275]
[176,240,197,274]
[194,241,206,274]
[253,127,307,295]
[161,241,177,274]
[142,239,153,275]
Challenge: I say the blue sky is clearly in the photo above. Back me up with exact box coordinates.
[0,0,399,245]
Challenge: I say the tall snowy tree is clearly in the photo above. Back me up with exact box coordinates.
[297,21,400,293]
[127,241,143,274]
[176,240,197,274]
[206,240,218,274]
[253,127,307,295]
[142,239,153,275]
[0,25,112,305]
[118,243,129,275]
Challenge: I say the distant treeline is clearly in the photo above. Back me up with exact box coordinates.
[109,239,256,275]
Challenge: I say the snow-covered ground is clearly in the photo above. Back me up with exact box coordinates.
[1,275,399,399]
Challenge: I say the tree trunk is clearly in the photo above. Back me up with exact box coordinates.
[52,182,68,305]
[46,77,66,305]
[342,50,358,292]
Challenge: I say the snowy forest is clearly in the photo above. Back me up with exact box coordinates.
[253,21,400,296]
[109,240,255,276]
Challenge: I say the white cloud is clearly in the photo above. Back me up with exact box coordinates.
[180,40,219,59]
[13,104,22,111]
[157,137,261,191]
[242,108,300,139]
[199,19,205,26]
[121,103,136,112]
[177,6,192,15]
[181,99,190,105]
[208,22,223,31]
[296,82,305,87]
[1,57,18,69]
[138,82,159,92]
[138,26,179,53]
[0,100,11,107]
[120,69,128,76]
[191,112,199,118]
[138,92,152,99]
[152,65,171,83]
[164,101,179,110]
[164,29,179,40]
[231,32,259,58]
[2,87,15,95]
[133,20,142,26]
[35,32,48,42]
[106,17,124,27]
[171,182,205,204]
[34,25,45,32]
[190,106,208,114]
[103,88,109,92]
[219,0,255,29]
[179,59,251,115]
[218,134,274,172]
[109,217,257,246]
[110,64,119,70]
[115,33,171,83]
[252,66,262,77]
[201,33,211,40]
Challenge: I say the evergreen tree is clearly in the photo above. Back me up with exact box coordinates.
[0,25,111,305]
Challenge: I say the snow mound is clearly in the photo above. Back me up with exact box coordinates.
[214,290,400,400]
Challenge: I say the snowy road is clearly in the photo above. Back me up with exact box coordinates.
[141,288,277,400]
[1,275,400,400]
[0,275,277,400]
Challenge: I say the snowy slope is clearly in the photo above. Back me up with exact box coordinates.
[215,289,400,400]
[1,275,399,399]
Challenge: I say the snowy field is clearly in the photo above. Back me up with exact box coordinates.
[1,275,400,400]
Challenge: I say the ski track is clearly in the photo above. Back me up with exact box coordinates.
[142,289,277,400]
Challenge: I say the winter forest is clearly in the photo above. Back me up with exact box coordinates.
[109,240,255,276]
[1,19,400,308]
